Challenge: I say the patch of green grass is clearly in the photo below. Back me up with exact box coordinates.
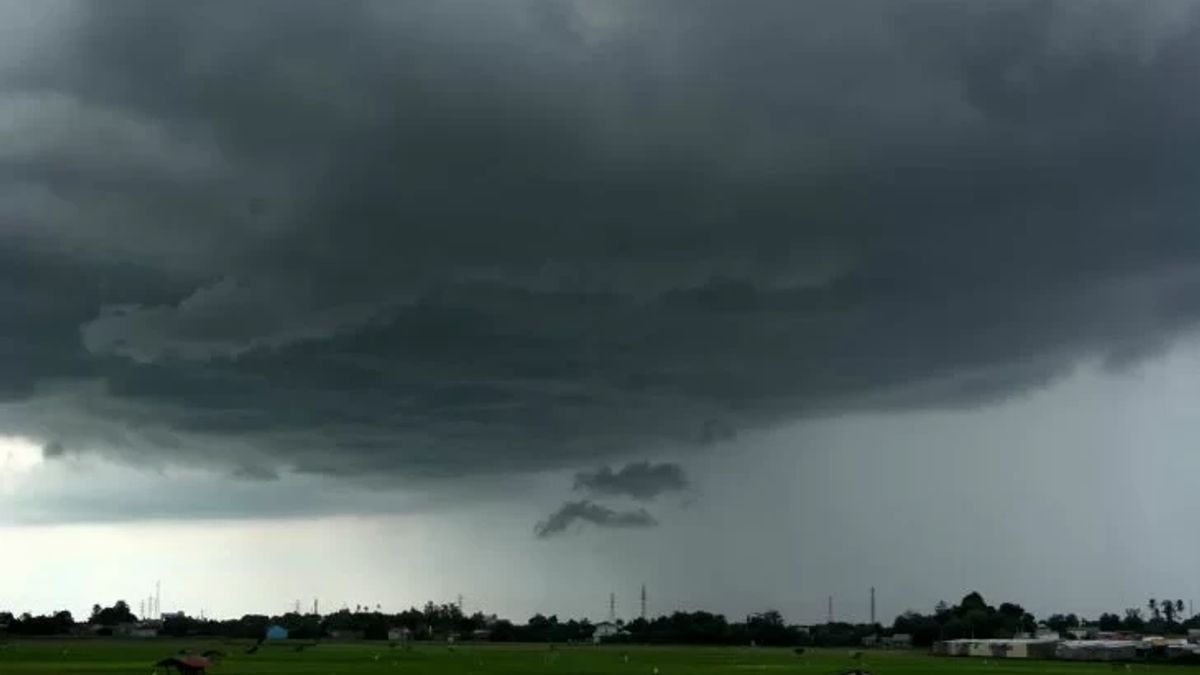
[0,640,1192,674]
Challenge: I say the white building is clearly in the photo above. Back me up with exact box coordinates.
[936,639,1058,659]
[114,622,158,639]
[881,633,912,648]
[1055,640,1140,661]
[593,622,624,643]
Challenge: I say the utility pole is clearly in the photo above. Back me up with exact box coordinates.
[640,584,647,620]
[828,595,834,624]
[609,593,616,623]
[313,598,319,616]
[155,580,161,617]
[870,587,876,625]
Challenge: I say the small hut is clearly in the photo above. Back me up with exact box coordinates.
[154,655,213,674]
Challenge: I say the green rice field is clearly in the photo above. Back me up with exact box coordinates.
[1,640,1197,675]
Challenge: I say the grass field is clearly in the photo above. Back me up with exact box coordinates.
[2,640,1198,675]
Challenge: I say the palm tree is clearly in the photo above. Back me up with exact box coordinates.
[1177,600,1186,620]
[1162,599,1176,625]
[1149,599,1159,621]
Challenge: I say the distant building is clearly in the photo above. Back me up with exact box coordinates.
[880,633,912,648]
[115,622,158,638]
[1055,640,1141,661]
[388,627,412,642]
[934,639,1057,659]
[266,624,289,640]
[593,621,625,644]
[328,629,364,641]
[71,623,104,637]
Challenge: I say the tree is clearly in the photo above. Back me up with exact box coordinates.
[892,610,941,647]
[1121,609,1145,632]
[958,592,988,613]
[90,600,137,626]
[1177,600,1186,620]
[1161,599,1176,625]
[8,610,74,635]
[996,603,1034,636]
[1045,613,1079,633]
[1098,613,1121,631]
[745,610,795,646]
[1148,599,1160,622]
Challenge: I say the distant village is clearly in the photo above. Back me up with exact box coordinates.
[6,590,1200,662]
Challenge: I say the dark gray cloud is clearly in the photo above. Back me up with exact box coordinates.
[40,441,65,459]
[1,1,1199,514]
[574,462,688,501]
[229,464,279,482]
[534,500,658,538]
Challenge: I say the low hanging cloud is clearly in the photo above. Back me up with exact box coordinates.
[41,441,66,460]
[229,464,280,482]
[574,462,689,501]
[534,500,658,539]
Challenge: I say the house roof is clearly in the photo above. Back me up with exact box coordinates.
[156,655,212,669]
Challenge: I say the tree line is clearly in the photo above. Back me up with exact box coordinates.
[2,592,1197,647]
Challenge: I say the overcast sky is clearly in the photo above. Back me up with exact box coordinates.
[6,0,1200,624]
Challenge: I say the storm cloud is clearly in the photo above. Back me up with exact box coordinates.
[1,1,1200,516]
[40,441,65,460]
[534,500,658,538]
[574,462,688,501]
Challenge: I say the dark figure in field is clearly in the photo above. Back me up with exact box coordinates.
[154,655,213,675]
